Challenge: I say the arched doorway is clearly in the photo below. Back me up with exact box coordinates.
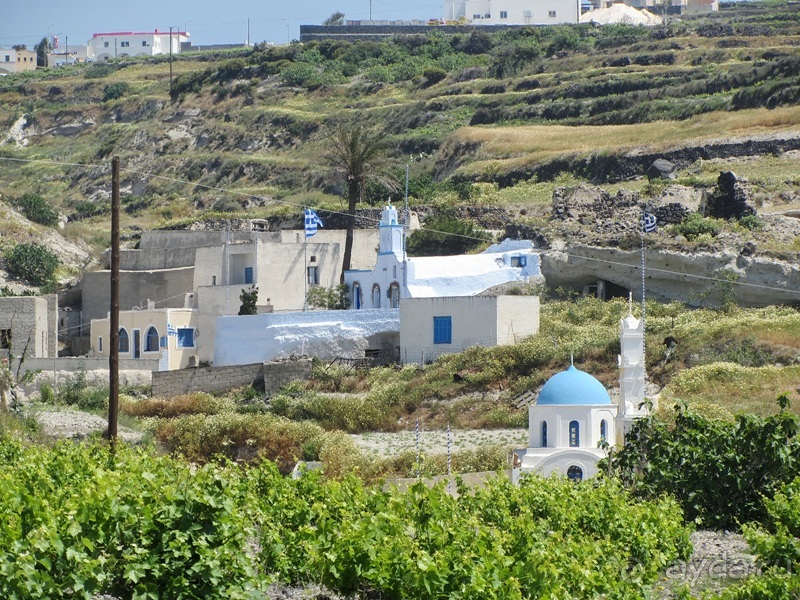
[389,282,400,308]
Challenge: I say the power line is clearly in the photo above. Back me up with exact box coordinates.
[1,155,798,298]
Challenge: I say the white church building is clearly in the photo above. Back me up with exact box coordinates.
[513,304,649,481]
[343,205,542,309]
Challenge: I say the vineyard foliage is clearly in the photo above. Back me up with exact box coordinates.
[252,465,691,599]
[608,402,800,530]
[0,431,693,598]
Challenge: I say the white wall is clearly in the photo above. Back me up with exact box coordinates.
[445,0,580,24]
[214,309,399,366]
[399,295,539,364]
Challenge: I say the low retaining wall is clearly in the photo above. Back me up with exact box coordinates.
[151,359,312,397]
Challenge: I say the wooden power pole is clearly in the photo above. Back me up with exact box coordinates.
[108,156,120,449]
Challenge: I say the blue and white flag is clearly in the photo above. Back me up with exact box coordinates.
[166,324,178,336]
[643,212,657,233]
[304,208,324,238]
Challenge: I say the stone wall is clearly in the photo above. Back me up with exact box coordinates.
[151,358,312,397]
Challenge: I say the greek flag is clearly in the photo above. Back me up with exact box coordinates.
[304,209,324,238]
[166,324,178,336]
[643,212,657,233]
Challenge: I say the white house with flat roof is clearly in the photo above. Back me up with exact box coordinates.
[444,0,580,25]
[88,30,189,62]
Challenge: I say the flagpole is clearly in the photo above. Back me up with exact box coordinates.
[403,161,409,299]
[303,221,308,312]
[641,209,647,366]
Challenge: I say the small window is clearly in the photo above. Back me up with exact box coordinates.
[569,420,580,447]
[98,337,103,352]
[307,266,319,286]
[567,465,583,482]
[212,275,217,285]
[104,41,109,48]
[142,40,147,46]
[372,284,381,308]
[119,328,129,353]
[0,329,10,350]
[484,13,490,18]
[549,10,557,17]
[541,421,548,447]
[473,13,481,18]
[121,41,130,48]
[177,328,195,348]
[160,336,168,349]
[353,282,362,309]
[244,266,254,284]
[600,419,607,442]
[145,326,159,352]
[500,10,508,18]
[433,316,452,345]
[510,255,527,268]
[4,55,9,62]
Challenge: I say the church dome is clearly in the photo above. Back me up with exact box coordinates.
[537,365,611,405]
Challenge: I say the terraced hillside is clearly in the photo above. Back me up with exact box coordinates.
[0,1,800,286]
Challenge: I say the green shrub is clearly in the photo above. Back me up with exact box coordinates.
[407,212,490,256]
[5,242,60,287]
[59,369,108,411]
[608,401,800,529]
[739,214,764,230]
[672,212,721,240]
[422,66,446,85]
[102,81,130,102]
[13,192,59,227]
[306,284,350,310]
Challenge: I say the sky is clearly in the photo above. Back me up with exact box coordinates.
[0,0,445,49]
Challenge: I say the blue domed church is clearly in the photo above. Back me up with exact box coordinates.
[513,305,649,481]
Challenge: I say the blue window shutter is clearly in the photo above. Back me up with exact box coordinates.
[433,316,452,345]
[160,336,168,349]
[244,267,254,284]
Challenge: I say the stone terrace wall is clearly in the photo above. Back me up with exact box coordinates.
[151,359,312,397]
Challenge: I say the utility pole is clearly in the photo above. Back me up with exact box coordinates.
[169,26,175,94]
[370,0,373,20]
[108,156,120,451]
[247,18,250,46]
[65,35,68,65]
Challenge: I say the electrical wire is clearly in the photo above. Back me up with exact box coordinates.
[1,155,799,298]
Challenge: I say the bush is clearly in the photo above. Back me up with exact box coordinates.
[5,242,60,287]
[13,192,59,227]
[102,81,130,102]
[422,66,446,86]
[739,214,764,230]
[306,284,350,310]
[672,212,721,240]
[407,212,490,256]
[608,401,800,529]
[58,369,108,411]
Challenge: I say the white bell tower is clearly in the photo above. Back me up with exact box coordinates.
[379,204,404,258]
[616,295,648,444]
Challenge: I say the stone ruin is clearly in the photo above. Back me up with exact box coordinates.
[703,171,757,220]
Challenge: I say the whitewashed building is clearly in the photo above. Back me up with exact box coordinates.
[344,205,542,310]
[444,0,580,25]
[88,30,189,62]
[0,48,36,74]
[399,295,539,364]
[513,303,649,481]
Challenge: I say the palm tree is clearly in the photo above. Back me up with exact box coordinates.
[324,122,396,279]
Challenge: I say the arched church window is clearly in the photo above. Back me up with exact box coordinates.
[145,326,159,352]
[569,420,579,447]
[352,282,362,309]
[600,419,607,442]
[372,284,381,308]
[541,421,547,447]
[567,465,583,482]
[389,282,400,309]
[119,328,129,353]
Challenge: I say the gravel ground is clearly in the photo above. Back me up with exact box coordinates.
[351,427,528,457]
[656,530,758,598]
[32,407,144,443]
